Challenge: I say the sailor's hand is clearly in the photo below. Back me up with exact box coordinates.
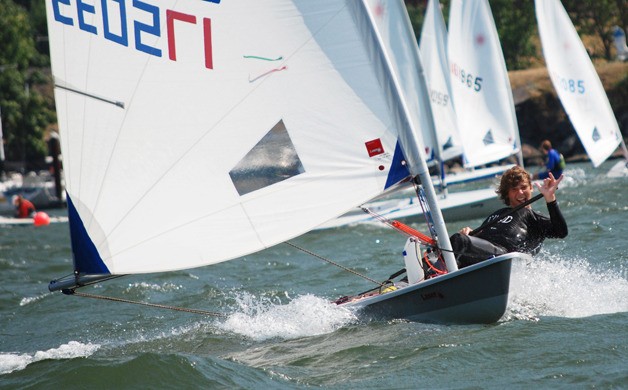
[535,172,563,203]
[459,226,472,235]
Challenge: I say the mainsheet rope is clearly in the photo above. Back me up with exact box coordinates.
[285,241,385,287]
[66,290,228,318]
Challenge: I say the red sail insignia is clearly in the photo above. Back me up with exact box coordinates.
[365,139,385,157]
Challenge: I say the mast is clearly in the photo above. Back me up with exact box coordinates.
[364,0,457,272]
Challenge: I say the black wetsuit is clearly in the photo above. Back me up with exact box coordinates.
[450,200,568,268]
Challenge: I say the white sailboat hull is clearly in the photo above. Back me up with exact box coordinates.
[0,215,69,225]
[316,187,501,230]
[339,252,527,324]
[607,159,628,178]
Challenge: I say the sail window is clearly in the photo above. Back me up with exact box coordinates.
[229,120,304,196]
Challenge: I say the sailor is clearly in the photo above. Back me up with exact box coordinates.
[534,140,565,180]
[13,195,36,219]
[450,165,568,268]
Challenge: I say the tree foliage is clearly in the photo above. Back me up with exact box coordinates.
[0,0,55,170]
[405,0,625,69]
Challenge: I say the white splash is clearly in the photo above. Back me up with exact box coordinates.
[505,254,628,321]
[124,281,183,293]
[217,293,357,341]
[560,167,587,187]
[0,341,100,375]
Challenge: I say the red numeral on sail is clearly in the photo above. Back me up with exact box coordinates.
[167,11,213,69]
[167,10,196,61]
[203,18,213,69]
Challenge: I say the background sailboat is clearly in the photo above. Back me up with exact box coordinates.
[46,0,524,324]
[421,0,514,187]
[448,0,523,170]
[535,0,628,177]
[418,0,509,208]
[319,0,521,230]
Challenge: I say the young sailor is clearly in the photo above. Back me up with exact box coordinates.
[534,140,565,180]
[450,165,567,268]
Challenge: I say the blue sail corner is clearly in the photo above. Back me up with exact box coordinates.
[67,195,110,274]
[384,141,411,189]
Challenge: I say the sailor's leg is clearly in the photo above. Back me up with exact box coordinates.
[450,233,508,268]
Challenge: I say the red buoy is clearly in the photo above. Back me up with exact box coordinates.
[33,212,51,227]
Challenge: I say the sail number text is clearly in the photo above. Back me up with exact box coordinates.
[450,63,483,92]
[429,89,450,106]
[556,76,585,94]
[51,0,215,69]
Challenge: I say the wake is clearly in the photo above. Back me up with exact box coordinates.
[505,252,628,321]
[216,293,357,341]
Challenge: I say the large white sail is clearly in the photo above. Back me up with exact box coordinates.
[46,1,419,275]
[448,0,521,168]
[535,0,624,167]
[419,0,463,163]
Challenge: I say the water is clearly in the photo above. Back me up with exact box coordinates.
[1,161,626,389]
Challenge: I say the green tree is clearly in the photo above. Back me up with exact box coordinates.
[0,0,55,170]
[490,0,536,70]
[563,0,623,60]
[405,0,536,70]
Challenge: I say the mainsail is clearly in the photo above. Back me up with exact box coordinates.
[46,1,424,278]
[419,0,463,164]
[535,0,627,168]
[447,0,522,168]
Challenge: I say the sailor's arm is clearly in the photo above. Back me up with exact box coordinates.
[536,172,567,238]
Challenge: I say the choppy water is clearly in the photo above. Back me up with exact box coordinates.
[1,161,627,389]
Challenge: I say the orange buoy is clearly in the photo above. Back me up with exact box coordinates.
[33,212,51,227]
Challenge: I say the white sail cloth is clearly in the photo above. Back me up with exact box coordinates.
[535,0,623,167]
[448,0,520,168]
[47,1,424,274]
[419,0,463,163]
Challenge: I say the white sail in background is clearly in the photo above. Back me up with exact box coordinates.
[448,0,521,168]
[535,0,624,168]
[419,0,463,163]
[45,1,418,275]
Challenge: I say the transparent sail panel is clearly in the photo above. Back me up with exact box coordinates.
[230,120,304,196]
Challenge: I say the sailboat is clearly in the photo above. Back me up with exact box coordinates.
[318,0,521,230]
[535,0,628,177]
[448,0,523,169]
[46,0,528,324]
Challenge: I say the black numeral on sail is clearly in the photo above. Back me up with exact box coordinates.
[450,63,483,92]
[429,89,450,106]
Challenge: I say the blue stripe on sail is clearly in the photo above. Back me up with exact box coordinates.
[67,195,110,274]
[384,141,410,189]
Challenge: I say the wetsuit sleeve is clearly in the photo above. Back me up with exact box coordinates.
[544,200,568,238]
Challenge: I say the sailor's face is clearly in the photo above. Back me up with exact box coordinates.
[508,181,531,207]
